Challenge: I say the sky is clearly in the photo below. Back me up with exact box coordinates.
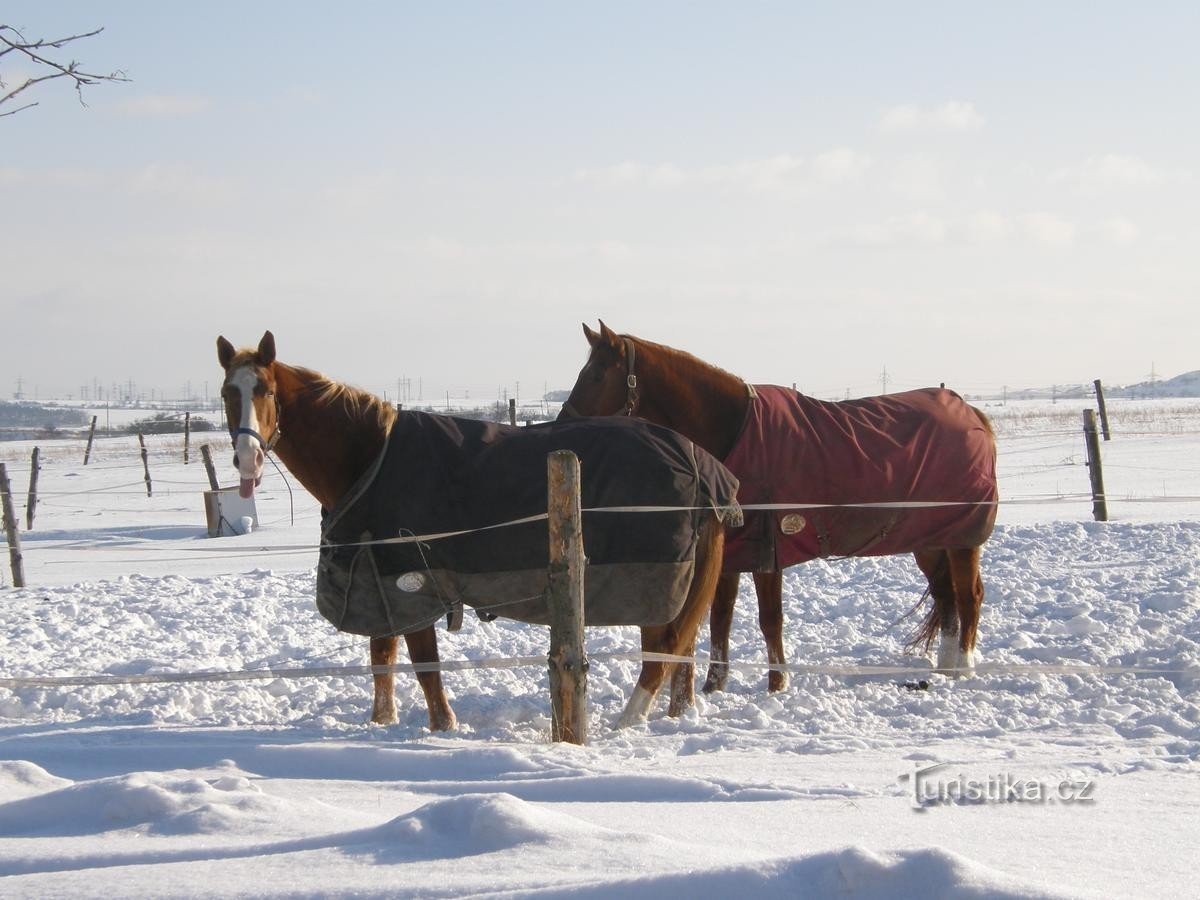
[2,2,1198,404]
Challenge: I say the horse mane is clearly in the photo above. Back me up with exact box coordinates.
[622,333,747,387]
[276,362,397,435]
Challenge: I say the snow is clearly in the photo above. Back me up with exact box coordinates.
[1,398,1198,897]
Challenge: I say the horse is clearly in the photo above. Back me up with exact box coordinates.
[217,330,733,730]
[560,321,999,692]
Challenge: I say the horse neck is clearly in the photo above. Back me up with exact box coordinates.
[270,363,389,510]
[631,339,749,460]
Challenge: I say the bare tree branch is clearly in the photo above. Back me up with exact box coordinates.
[0,24,130,118]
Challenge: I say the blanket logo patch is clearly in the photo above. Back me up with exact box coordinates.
[397,572,426,592]
[780,513,807,535]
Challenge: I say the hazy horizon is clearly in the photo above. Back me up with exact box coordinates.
[4,3,1197,402]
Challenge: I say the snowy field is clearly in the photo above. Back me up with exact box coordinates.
[1,398,1198,898]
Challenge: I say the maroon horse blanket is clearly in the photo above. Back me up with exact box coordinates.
[722,385,997,572]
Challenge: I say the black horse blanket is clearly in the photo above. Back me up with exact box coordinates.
[722,385,997,573]
[317,412,741,637]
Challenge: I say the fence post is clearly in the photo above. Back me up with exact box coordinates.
[84,415,98,465]
[138,433,153,498]
[546,449,588,744]
[184,412,191,463]
[26,447,40,530]
[0,463,25,588]
[1083,409,1108,522]
[1093,379,1111,441]
[509,398,517,427]
[200,444,220,491]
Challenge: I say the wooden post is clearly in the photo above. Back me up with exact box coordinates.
[546,449,588,744]
[83,415,98,465]
[1094,379,1111,441]
[184,412,191,463]
[138,433,153,498]
[1083,409,1108,522]
[26,447,40,530]
[0,463,25,588]
[509,398,517,427]
[200,444,220,491]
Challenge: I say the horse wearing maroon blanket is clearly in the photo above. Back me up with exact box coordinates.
[561,322,998,692]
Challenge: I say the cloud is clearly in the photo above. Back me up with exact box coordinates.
[812,148,872,183]
[1049,153,1190,190]
[1020,212,1076,246]
[573,152,870,192]
[1095,217,1139,244]
[116,94,211,117]
[880,101,985,133]
[829,212,948,247]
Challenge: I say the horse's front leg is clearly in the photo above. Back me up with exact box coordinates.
[702,572,740,693]
[753,570,787,692]
[403,626,457,731]
[369,635,400,725]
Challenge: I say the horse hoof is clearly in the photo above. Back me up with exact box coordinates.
[702,665,728,694]
[767,673,788,693]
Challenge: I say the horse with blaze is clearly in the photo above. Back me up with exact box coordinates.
[217,330,736,729]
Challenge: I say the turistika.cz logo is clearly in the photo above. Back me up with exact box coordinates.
[898,762,1097,810]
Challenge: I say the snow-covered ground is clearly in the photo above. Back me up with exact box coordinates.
[1,398,1197,898]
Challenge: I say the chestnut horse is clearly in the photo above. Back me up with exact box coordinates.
[561,322,998,692]
[217,330,727,729]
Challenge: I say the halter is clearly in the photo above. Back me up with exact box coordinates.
[229,392,283,455]
[619,337,639,415]
[560,337,639,419]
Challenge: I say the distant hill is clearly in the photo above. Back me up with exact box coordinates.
[1109,371,1200,398]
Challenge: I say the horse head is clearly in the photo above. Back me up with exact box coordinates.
[560,320,639,419]
[216,330,281,499]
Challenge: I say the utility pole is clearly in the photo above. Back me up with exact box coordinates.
[880,366,890,395]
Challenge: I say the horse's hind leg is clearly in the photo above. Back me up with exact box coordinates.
[912,550,960,674]
[912,549,982,676]
[944,547,984,673]
[620,521,723,727]
[754,569,787,692]
[702,572,740,693]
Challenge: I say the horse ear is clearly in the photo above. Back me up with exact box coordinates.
[257,331,276,366]
[217,336,236,370]
[597,320,620,349]
[582,322,601,346]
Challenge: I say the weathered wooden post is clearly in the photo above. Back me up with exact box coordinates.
[1094,379,1111,441]
[546,449,588,744]
[83,415,98,465]
[184,412,191,463]
[26,447,40,530]
[1083,409,1108,522]
[509,398,517,427]
[138,433,153,498]
[0,463,25,588]
[200,444,220,491]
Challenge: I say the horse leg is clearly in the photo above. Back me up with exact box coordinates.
[620,521,724,727]
[944,547,985,674]
[754,569,787,692]
[402,626,458,731]
[369,635,400,725]
[702,572,740,693]
[911,549,974,676]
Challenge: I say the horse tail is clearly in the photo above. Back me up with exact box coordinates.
[904,550,951,653]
